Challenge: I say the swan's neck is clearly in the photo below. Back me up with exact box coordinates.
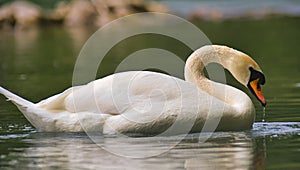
[184,45,246,104]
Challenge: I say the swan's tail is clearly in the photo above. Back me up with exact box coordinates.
[0,86,105,132]
[1,86,88,132]
[0,86,42,129]
[0,86,34,109]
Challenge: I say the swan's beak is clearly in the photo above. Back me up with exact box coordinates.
[249,78,266,106]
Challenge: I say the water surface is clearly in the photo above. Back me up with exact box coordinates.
[0,17,300,169]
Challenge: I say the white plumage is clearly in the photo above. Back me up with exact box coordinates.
[0,45,265,135]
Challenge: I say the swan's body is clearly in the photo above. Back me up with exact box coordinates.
[0,45,266,135]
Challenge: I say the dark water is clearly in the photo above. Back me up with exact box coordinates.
[0,16,300,169]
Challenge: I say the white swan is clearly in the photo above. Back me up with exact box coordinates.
[0,45,266,134]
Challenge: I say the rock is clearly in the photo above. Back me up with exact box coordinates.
[146,2,169,13]
[0,1,41,30]
[92,0,169,26]
[49,1,70,22]
[0,0,169,29]
[65,0,97,27]
[190,7,224,21]
[54,0,169,27]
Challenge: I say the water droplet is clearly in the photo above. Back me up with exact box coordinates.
[262,107,266,122]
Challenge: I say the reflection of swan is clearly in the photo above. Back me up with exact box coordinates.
[18,132,264,169]
[0,45,266,134]
[183,133,265,170]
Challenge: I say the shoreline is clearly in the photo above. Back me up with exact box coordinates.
[1,0,300,30]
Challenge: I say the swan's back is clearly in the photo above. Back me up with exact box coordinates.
[65,71,201,117]
[62,71,193,114]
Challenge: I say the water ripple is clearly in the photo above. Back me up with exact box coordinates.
[252,122,300,137]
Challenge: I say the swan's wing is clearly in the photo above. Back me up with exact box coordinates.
[61,71,189,115]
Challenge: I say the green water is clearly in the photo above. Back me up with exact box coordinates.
[0,17,300,169]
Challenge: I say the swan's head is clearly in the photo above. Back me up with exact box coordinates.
[185,45,266,106]
[225,48,266,106]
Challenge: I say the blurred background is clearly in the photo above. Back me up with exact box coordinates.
[0,0,300,169]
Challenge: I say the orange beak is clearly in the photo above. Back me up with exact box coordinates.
[249,78,266,106]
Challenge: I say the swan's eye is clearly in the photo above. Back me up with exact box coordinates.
[258,75,265,85]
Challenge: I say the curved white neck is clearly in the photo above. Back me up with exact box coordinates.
[184,45,251,106]
[185,45,236,84]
